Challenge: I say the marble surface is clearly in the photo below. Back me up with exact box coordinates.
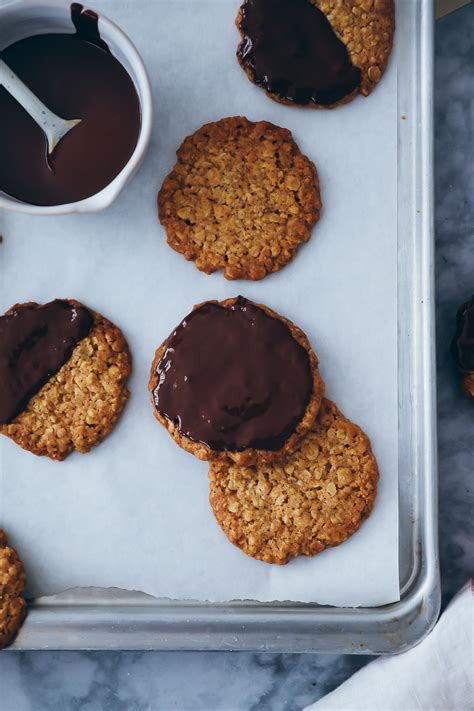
[1,6,473,710]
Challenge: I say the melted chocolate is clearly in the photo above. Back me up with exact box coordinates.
[153,297,313,452]
[237,0,361,106]
[0,300,93,424]
[453,296,474,372]
[71,2,109,52]
[0,4,140,206]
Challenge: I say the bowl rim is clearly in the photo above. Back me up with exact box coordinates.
[0,0,153,215]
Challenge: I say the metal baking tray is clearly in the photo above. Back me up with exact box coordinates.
[7,0,440,653]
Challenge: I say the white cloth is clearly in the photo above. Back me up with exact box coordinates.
[305,580,474,711]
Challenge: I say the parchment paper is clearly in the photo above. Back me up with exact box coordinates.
[0,0,399,606]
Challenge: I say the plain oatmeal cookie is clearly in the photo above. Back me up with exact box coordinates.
[0,300,131,461]
[236,0,395,108]
[209,399,379,564]
[157,117,321,280]
[0,529,27,649]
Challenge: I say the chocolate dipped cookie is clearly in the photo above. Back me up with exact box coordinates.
[453,295,474,399]
[149,296,325,465]
[236,0,395,109]
[0,299,131,460]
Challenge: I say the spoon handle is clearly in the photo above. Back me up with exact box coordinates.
[0,58,81,154]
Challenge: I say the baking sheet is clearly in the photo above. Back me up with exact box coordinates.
[0,0,399,606]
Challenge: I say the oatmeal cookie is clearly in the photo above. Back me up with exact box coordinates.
[236,0,395,108]
[149,296,325,466]
[0,300,131,460]
[158,117,321,280]
[209,399,379,564]
[0,529,27,649]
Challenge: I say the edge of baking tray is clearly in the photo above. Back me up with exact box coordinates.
[7,0,440,653]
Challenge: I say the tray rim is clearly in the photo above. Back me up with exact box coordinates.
[5,0,440,653]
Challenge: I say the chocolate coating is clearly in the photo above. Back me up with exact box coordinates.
[453,296,474,372]
[0,300,93,424]
[153,298,313,452]
[237,0,361,106]
[0,4,140,206]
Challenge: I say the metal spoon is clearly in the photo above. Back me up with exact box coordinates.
[0,58,81,155]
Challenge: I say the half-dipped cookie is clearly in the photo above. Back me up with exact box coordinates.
[452,295,474,399]
[149,296,325,465]
[0,299,131,460]
[209,399,379,564]
[0,529,26,649]
[236,0,395,109]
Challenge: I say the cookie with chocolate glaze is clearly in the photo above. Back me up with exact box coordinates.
[453,295,474,399]
[0,529,27,649]
[149,297,325,466]
[209,399,379,564]
[236,0,395,109]
[0,299,131,460]
[158,117,321,280]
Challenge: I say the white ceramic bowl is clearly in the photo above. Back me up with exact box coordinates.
[0,0,153,215]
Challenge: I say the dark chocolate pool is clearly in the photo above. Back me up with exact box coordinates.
[0,4,141,206]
